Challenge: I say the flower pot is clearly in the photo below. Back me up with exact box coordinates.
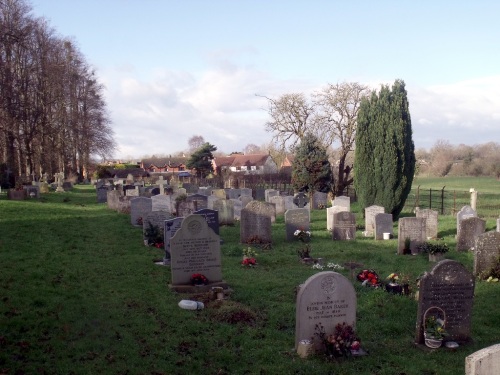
[385,282,403,295]
[424,334,443,348]
[429,253,445,262]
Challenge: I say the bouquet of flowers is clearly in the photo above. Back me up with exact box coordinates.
[356,269,380,287]
[241,257,257,267]
[386,273,399,284]
[190,273,208,285]
[294,229,312,242]
[315,322,361,359]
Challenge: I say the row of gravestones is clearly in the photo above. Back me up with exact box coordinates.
[295,260,475,353]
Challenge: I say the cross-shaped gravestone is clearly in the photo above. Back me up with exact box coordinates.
[157,176,169,195]
[293,192,308,208]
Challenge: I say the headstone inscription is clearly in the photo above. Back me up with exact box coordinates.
[457,217,486,252]
[130,197,152,227]
[364,205,385,236]
[285,208,310,242]
[473,231,500,277]
[374,213,393,240]
[415,260,475,344]
[416,208,438,239]
[295,271,356,352]
[164,217,183,264]
[240,202,272,244]
[170,215,222,286]
[332,212,356,240]
[397,217,426,255]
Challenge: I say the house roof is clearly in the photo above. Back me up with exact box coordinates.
[111,168,149,178]
[141,157,187,168]
[231,154,270,167]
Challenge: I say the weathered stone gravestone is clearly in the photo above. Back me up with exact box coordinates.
[163,217,183,264]
[143,211,171,246]
[126,187,139,197]
[24,185,40,198]
[254,188,265,201]
[295,271,356,352]
[285,208,310,242]
[97,186,109,203]
[293,192,309,209]
[333,196,350,212]
[240,188,252,197]
[327,206,349,231]
[194,209,220,236]
[269,195,286,216]
[186,194,208,211]
[231,199,242,221]
[457,217,486,252]
[497,217,500,232]
[397,217,426,254]
[198,186,212,196]
[416,208,439,239]
[151,194,173,213]
[457,205,477,236]
[312,191,328,210]
[332,212,356,240]
[212,189,226,200]
[176,200,196,218]
[170,215,223,290]
[415,260,475,345]
[130,197,152,227]
[465,343,500,375]
[374,213,393,240]
[265,189,278,203]
[182,183,198,194]
[207,195,221,210]
[62,181,73,191]
[213,199,235,226]
[473,231,500,277]
[240,202,272,245]
[364,205,385,236]
[245,200,275,224]
[226,188,241,199]
[239,195,253,209]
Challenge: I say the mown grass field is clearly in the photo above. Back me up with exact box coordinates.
[1,180,499,375]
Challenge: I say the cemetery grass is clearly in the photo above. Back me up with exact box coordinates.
[0,187,499,375]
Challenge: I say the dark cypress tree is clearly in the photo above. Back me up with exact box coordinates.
[291,133,333,196]
[354,79,415,218]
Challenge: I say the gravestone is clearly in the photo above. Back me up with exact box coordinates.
[284,196,296,211]
[293,192,309,209]
[254,188,265,201]
[239,195,253,209]
[194,208,220,236]
[416,208,439,239]
[96,186,108,203]
[269,195,286,216]
[143,211,171,246]
[457,217,486,252]
[415,260,475,344]
[212,189,226,199]
[265,189,278,203]
[285,208,310,242]
[231,199,242,221]
[213,199,234,226]
[374,213,393,240]
[312,191,328,209]
[457,205,477,236]
[177,187,187,196]
[126,187,139,197]
[106,190,122,211]
[295,271,356,351]
[39,182,50,194]
[332,212,356,240]
[240,202,272,244]
[240,188,252,197]
[207,195,222,210]
[333,196,350,212]
[327,206,349,231]
[164,217,184,264]
[170,215,223,287]
[130,197,152,227]
[473,231,500,277]
[198,186,212,196]
[151,194,173,213]
[364,205,385,236]
[62,181,73,191]
[226,188,241,199]
[24,185,40,198]
[465,343,500,375]
[397,217,426,254]
[183,183,198,194]
[186,193,208,211]
[245,200,275,224]
[497,218,500,232]
[176,200,196,218]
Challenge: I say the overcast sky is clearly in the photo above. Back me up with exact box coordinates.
[31,0,500,159]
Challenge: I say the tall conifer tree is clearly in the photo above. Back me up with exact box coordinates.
[354,79,415,218]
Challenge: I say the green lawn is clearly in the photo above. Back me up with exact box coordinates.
[1,185,499,375]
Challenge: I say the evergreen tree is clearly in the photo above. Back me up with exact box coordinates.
[292,133,333,196]
[186,142,217,178]
[354,79,415,218]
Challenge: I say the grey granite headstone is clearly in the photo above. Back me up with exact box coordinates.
[457,217,486,252]
[244,200,276,224]
[186,194,208,211]
[182,183,198,194]
[473,231,500,277]
[240,188,252,197]
[170,215,222,285]
[415,260,475,344]
[240,202,272,244]
[333,196,350,212]
[312,191,328,209]
[332,212,356,240]
[397,217,426,254]
[255,188,266,201]
[97,186,108,203]
[285,208,310,242]
[374,213,393,240]
[327,206,348,231]
[416,208,439,239]
[194,209,220,236]
[226,188,241,199]
[457,205,477,236]
[364,205,385,236]
[164,217,183,264]
[295,271,356,351]
[130,197,152,227]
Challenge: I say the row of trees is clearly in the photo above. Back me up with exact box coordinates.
[0,0,115,187]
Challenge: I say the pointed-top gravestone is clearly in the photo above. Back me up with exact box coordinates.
[295,271,356,351]
[163,217,183,265]
[457,205,477,236]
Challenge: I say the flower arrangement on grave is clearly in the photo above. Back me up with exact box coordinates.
[385,272,403,294]
[356,269,381,287]
[314,322,360,359]
[295,229,312,260]
[190,273,208,285]
[136,216,143,226]
[294,229,312,243]
[241,257,257,267]
[144,222,164,248]
[386,273,399,284]
[241,247,257,267]
[425,315,448,340]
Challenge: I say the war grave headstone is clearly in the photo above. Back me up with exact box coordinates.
[186,193,208,211]
[97,186,109,203]
[265,189,278,203]
[457,217,486,252]
[327,206,349,231]
[465,343,500,375]
[295,271,356,352]
[332,212,356,241]
[416,208,439,239]
[415,260,475,345]
[130,197,152,227]
[170,214,226,292]
[312,191,328,210]
[207,195,222,210]
[239,195,253,209]
[293,192,309,209]
[194,209,220,236]
[457,205,477,236]
[151,194,173,213]
[285,208,310,242]
[213,199,235,226]
[176,200,196,218]
[254,188,266,201]
[397,217,426,255]
[473,231,500,277]
[143,211,171,246]
[270,195,286,216]
[364,205,385,236]
[212,189,226,199]
[374,213,393,240]
[163,217,184,265]
[333,196,350,212]
[240,202,273,245]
